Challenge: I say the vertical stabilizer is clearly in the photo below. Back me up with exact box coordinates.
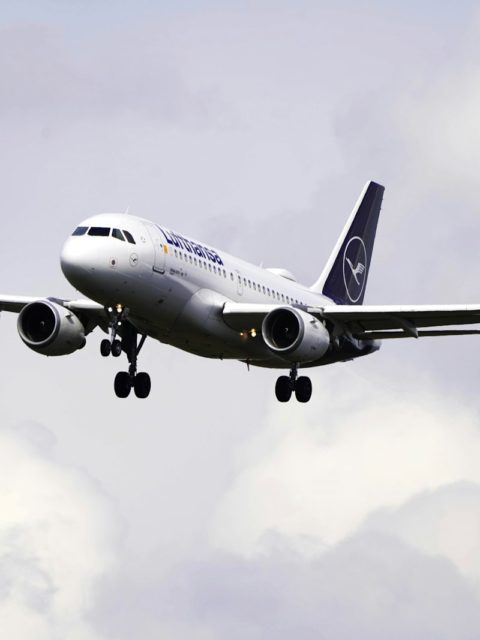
[311,181,384,305]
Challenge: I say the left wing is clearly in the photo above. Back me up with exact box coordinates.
[311,304,480,339]
[222,302,480,339]
[222,303,280,332]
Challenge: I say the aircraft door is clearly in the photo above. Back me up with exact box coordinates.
[145,223,166,274]
[236,270,243,296]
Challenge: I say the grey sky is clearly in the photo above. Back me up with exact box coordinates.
[1,1,480,638]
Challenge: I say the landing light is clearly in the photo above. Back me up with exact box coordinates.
[250,328,257,338]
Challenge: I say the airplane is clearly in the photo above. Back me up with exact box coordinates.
[2,180,480,403]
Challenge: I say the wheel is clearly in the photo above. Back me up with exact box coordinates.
[111,339,122,357]
[100,339,111,357]
[134,372,151,399]
[295,376,312,403]
[275,375,292,402]
[114,371,131,398]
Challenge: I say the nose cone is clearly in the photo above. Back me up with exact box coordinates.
[60,236,89,288]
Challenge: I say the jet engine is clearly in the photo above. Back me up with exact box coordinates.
[262,307,330,363]
[18,300,86,356]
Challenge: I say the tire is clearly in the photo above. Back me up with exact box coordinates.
[111,339,122,357]
[114,371,131,398]
[134,372,151,399]
[100,339,111,357]
[275,375,292,402]
[295,376,312,403]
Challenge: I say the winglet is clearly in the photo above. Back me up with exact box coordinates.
[311,181,384,305]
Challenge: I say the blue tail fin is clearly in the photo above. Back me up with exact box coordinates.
[311,181,384,305]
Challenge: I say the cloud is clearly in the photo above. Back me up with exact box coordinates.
[210,370,480,556]
[0,421,119,639]
[362,481,480,587]
[92,532,480,640]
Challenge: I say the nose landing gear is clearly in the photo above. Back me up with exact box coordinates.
[100,305,125,358]
[275,366,312,403]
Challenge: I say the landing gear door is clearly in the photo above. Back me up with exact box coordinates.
[145,224,166,274]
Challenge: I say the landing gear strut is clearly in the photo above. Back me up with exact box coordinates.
[113,325,150,399]
[100,306,151,399]
[275,365,312,403]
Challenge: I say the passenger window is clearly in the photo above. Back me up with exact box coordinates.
[194,258,197,266]
[72,226,88,236]
[248,280,251,288]
[123,230,136,244]
[213,266,217,274]
[223,270,227,278]
[262,286,266,294]
[112,228,125,241]
[253,282,256,291]
[88,227,110,237]
[231,273,234,281]
[209,264,212,271]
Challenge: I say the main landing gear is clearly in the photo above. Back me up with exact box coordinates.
[100,306,151,399]
[275,366,312,403]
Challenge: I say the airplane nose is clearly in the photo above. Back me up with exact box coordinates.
[60,236,93,287]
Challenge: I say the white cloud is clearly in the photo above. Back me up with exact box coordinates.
[93,532,480,640]
[0,422,118,639]
[210,369,480,556]
[362,481,480,588]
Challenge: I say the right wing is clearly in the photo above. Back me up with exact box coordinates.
[0,295,108,334]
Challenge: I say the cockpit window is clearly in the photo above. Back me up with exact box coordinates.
[72,226,88,236]
[112,228,125,242]
[88,227,110,237]
[123,230,136,244]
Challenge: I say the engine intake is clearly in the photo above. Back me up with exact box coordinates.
[18,300,86,356]
[262,307,330,363]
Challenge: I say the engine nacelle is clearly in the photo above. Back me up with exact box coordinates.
[18,300,86,356]
[262,307,330,363]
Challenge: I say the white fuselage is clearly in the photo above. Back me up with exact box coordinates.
[60,213,351,368]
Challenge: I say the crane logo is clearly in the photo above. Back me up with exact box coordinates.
[343,236,367,303]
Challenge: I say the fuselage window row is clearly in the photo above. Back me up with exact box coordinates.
[172,249,306,305]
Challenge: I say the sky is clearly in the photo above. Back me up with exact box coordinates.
[1,1,480,637]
